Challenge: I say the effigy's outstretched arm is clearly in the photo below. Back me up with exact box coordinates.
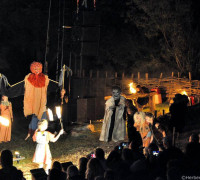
[7,80,25,98]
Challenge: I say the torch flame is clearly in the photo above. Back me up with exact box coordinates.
[0,116,9,126]
[129,83,137,94]
[47,108,54,121]
[182,91,187,96]
[15,151,19,155]
[56,106,61,119]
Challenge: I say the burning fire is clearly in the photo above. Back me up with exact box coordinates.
[129,83,136,94]
[181,91,187,96]
[0,116,9,126]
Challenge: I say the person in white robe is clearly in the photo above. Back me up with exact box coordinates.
[99,86,126,142]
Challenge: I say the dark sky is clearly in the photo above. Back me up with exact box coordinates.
[1,0,200,82]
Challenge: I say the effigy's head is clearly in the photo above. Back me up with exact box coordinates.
[30,62,43,74]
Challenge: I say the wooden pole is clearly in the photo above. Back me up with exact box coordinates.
[131,73,134,79]
[160,73,163,79]
[138,72,140,81]
[189,72,191,81]
[145,73,148,80]
[115,72,117,85]
[122,72,125,79]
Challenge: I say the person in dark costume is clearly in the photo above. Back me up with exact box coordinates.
[169,94,188,133]
[135,85,150,111]
[125,99,138,143]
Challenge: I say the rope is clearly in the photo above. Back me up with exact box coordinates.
[61,0,66,68]
[56,0,61,81]
[44,0,52,73]
[49,79,58,84]
[10,80,25,87]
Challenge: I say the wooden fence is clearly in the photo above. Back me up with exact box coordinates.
[71,71,200,102]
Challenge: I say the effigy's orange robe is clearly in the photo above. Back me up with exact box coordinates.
[0,102,13,142]
[24,73,49,120]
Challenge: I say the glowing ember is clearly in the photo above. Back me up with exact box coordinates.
[56,106,61,119]
[0,116,9,126]
[129,83,136,94]
[47,108,54,121]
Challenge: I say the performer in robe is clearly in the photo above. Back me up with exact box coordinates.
[99,86,126,142]
[4,61,71,140]
[0,95,13,142]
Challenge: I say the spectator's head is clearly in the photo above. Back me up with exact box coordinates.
[167,159,182,171]
[189,133,199,143]
[128,133,143,151]
[95,148,105,160]
[104,169,115,180]
[134,111,146,128]
[112,86,121,100]
[130,159,147,174]
[167,167,182,180]
[86,158,104,180]
[52,161,62,171]
[49,168,61,180]
[78,157,88,176]
[1,149,13,168]
[145,112,154,125]
[121,148,133,162]
[67,165,79,180]
[163,136,172,149]
[61,161,73,173]
[1,95,8,101]
[185,142,200,161]
[106,150,121,170]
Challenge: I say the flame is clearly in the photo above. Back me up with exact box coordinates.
[15,151,19,155]
[0,116,9,126]
[129,83,136,94]
[47,108,54,121]
[56,106,61,119]
[182,91,187,96]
